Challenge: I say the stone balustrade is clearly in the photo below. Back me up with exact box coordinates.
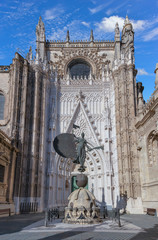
[0,66,10,72]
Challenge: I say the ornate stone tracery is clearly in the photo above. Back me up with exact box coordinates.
[148,130,158,166]
[50,48,112,79]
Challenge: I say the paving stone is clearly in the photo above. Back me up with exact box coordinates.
[0,214,158,240]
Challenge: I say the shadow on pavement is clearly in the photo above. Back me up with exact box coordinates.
[0,213,158,240]
[130,224,158,240]
[0,213,44,235]
[40,231,92,240]
[39,223,158,240]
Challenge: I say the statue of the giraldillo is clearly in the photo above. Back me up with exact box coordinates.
[73,132,104,172]
[53,124,104,172]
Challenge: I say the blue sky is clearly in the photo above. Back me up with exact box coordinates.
[0,0,158,100]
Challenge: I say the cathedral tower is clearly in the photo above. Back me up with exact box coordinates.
[113,16,142,212]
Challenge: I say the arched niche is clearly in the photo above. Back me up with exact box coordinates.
[68,58,90,79]
[147,130,158,166]
[64,57,96,79]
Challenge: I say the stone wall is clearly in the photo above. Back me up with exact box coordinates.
[0,129,17,206]
[136,68,158,213]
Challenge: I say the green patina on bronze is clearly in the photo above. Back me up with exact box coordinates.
[73,132,104,172]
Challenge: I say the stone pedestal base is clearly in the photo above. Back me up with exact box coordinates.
[63,187,102,224]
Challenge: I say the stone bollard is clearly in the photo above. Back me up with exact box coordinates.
[44,210,48,227]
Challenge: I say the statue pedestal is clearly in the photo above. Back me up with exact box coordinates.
[63,187,102,224]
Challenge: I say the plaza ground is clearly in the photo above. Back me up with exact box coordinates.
[0,213,158,240]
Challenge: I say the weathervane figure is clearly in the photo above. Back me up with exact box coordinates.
[53,124,104,172]
[73,125,104,172]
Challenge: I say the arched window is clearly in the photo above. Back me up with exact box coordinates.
[68,59,91,79]
[148,131,158,166]
[0,93,5,120]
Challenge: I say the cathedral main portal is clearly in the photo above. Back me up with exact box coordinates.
[45,56,119,209]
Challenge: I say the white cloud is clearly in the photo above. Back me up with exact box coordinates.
[89,1,114,14]
[106,0,130,16]
[49,20,90,41]
[95,16,147,33]
[0,1,37,25]
[0,11,11,14]
[89,4,105,14]
[106,9,113,16]
[137,68,149,76]
[81,21,90,27]
[44,5,64,20]
[143,27,158,41]
[21,2,34,8]
[49,26,67,40]
[13,32,27,37]
[95,16,124,32]
[10,6,17,9]
[90,0,97,4]
[132,20,146,31]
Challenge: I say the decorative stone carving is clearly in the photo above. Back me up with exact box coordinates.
[147,130,158,166]
[64,185,101,224]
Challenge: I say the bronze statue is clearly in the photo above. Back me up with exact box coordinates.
[53,128,104,172]
[73,132,104,172]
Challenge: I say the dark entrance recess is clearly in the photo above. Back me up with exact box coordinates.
[0,164,5,182]
[68,59,91,79]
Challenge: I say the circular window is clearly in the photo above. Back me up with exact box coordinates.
[68,59,91,79]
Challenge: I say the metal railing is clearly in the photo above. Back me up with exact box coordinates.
[44,208,65,227]
[100,207,121,227]
[44,207,121,227]
[20,202,38,213]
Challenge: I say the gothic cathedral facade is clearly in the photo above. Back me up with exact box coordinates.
[0,16,158,215]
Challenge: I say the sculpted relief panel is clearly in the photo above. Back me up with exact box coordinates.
[59,90,105,139]
[49,48,112,79]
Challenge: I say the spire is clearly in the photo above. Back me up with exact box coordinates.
[36,16,45,35]
[38,16,42,23]
[66,30,70,42]
[124,15,130,25]
[90,29,94,42]
[115,22,119,33]
[123,15,133,32]
[115,22,120,41]
[114,22,120,61]
[29,46,33,60]
[121,15,134,46]
[36,16,46,62]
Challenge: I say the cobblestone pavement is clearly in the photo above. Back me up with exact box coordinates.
[0,213,158,240]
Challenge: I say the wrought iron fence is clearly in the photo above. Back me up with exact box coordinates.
[107,208,121,227]
[99,207,121,227]
[45,207,65,227]
[44,207,121,227]
[20,202,38,213]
